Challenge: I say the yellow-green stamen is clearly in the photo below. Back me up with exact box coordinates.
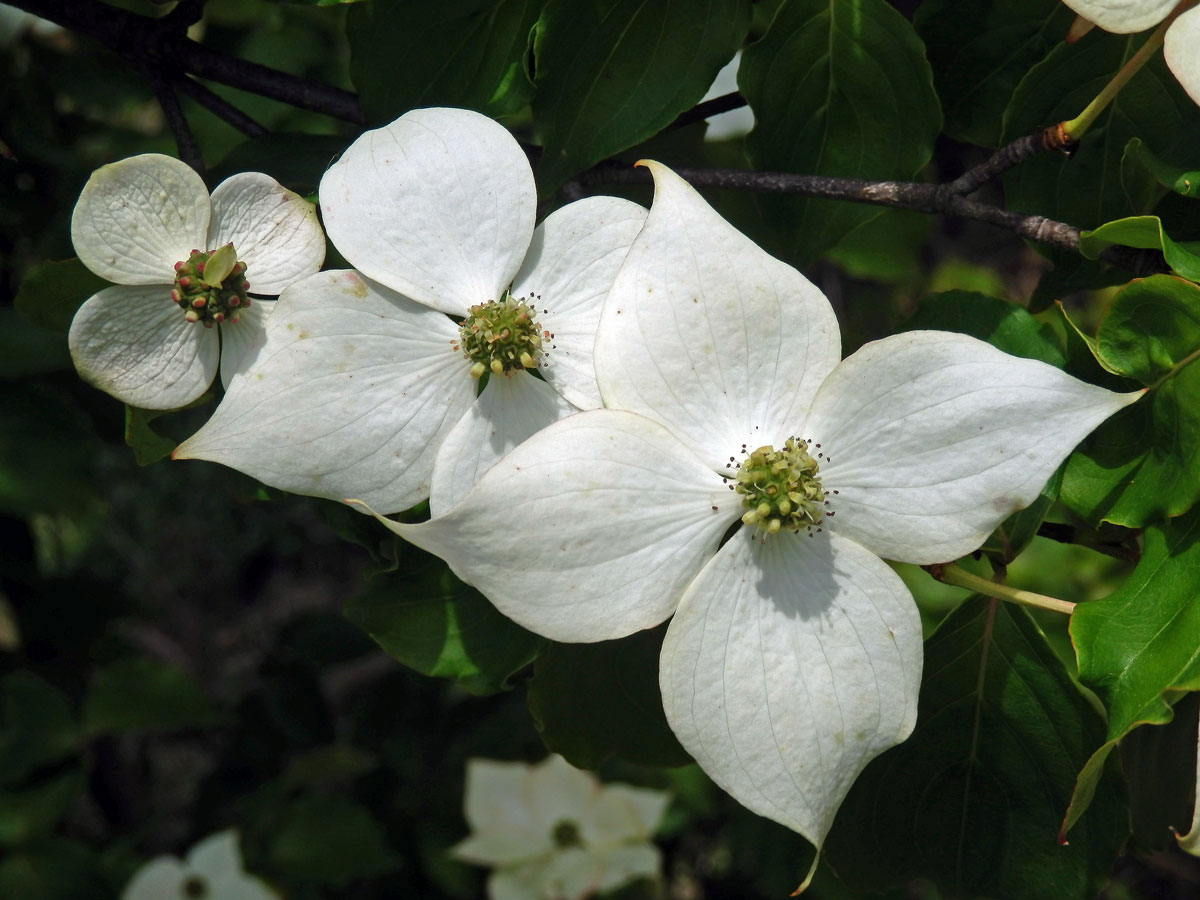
[457,291,545,377]
[735,438,828,535]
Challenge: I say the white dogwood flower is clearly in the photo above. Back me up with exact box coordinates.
[1062,0,1200,104]
[175,108,646,515]
[365,163,1142,871]
[122,830,279,900]
[69,153,325,409]
[453,755,668,900]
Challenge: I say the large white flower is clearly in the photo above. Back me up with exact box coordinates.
[122,830,279,900]
[69,153,326,410]
[365,162,1142,864]
[1063,0,1200,104]
[175,108,646,515]
[453,755,668,900]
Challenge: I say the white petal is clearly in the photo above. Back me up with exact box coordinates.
[319,107,536,315]
[430,371,577,516]
[660,528,922,846]
[584,785,669,843]
[69,284,217,409]
[369,409,735,642]
[1176,713,1200,856]
[488,863,554,900]
[1060,0,1176,32]
[121,857,187,900]
[529,755,598,830]
[1166,8,1200,106]
[175,270,474,514]
[541,847,600,899]
[189,832,278,900]
[218,297,273,388]
[806,331,1141,564]
[71,153,210,285]
[208,172,325,296]
[595,162,840,471]
[593,845,662,893]
[512,196,648,410]
[462,759,544,836]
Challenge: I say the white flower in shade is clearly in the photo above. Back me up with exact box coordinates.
[453,755,668,900]
[69,153,325,410]
[122,830,279,900]
[1062,0,1200,104]
[174,107,646,516]
[364,162,1143,877]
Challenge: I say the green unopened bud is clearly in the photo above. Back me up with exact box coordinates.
[171,245,251,326]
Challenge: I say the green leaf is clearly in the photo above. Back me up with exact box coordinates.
[532,0,750,191]
[740,0,941,265]
[823,598,1126,900]
[1061,275,1200,526]
[347,0,542,125]
[343,551,543,695]
[267,794,398,885]
[211,134,351,196]
[1061,510,1200,836]
[1120,691,1199,851]
[83,657,218,735]
[0,772,85,847]
[0,674,79,787]
[0,838,113,900]
[901,290,1066,366]
[914,0,1073,147]
[1080,215,1200,282]
[123,406,178,466]
[13,258,105,334]
[526,624,690,769]
[1126,136,1200,198]
[0,310,70,379]
[0,385,99,516]
[826,209,930,284]
[1002,31,1200,229]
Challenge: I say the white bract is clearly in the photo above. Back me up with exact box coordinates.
[367,162,1142,864]
[121,830,279,900]
[1063,0,1200,104]
[1178,715,1200,856]
[452,755,668,900]
[69,153,325,410]
[175,107,646,515]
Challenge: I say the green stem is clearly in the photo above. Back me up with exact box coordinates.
[929,563,1076,616]
[1062,22,1170,139]
[1152,344,1200,389]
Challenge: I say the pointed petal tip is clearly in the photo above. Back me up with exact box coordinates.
[788,854,820,896]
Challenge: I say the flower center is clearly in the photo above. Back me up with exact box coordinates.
[551,819,583,849]
[457,291,544,378]
[181,874,209,898]
[172,243,251,328]
[735,438,828,535]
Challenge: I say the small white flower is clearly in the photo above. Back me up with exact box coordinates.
[368,162,1142,864]
[69,153,325,410]
[453,755,668,900]
[175,108,646,515]
[121,830,279,900]
[1062,0,1200,104]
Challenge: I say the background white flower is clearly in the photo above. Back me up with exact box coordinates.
[1063,0,1200,104]
[175,108,646,516]
[122,830,279,900]
[69,153,325,409]
[366,162,1142,868]
[453,755,668,900]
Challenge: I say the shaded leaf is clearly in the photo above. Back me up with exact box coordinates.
[124,405,177,466]
[0,772,85,847]
[0,385,98,516]
[84,657,218,735]
[0,674,79,787]
[13,258,104,335]
[1126,136,1200,198]
[1080,215,1200,282]
[267,794,398,885]
[901,290,1066,366]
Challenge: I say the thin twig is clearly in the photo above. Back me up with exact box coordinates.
[146,69,203,173]
[945,124,1075,196]
[174,76,267,138]
[666,91,748,132]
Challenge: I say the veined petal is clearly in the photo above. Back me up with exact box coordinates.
[175,270,473,514]
[807,331,1142,564]
[594,161,840,470]
[369,409,735,642]
[319,107,536,315]
[69,284,217,409]
[512,196,648,410]
[1060,0,1176,32]
[660,528,922,847]
[1165,8,1200,105]
[72,153,210,285]
[429,370,577,516]
[217,298,273,388]
[208,172,325,296]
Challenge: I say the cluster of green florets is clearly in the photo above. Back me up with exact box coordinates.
[456,291,544,378]
[735,437,827,535]
[171,244,251,327]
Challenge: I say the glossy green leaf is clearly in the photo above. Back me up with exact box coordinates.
[1126,136,1200,198]
[1002,31,1200,229]
[526,624,690,769]
[83,657,218,735]
[0,674,79,787]
[13,258,105,335]
[914,0,1073,147]
[1061,510,1200,836]
[824,598,1126,900]
[1080,215,1200,282]
[347,0,542,125]
[741,0,940,264]
[343,551,543,696]
[267,794,398,884]
[901,290,1066,366]
[532,0,750,191]
[1061,276,1200,526]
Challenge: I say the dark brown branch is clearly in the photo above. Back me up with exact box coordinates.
[946,124,1076,196]
[666,91,747,132]
[175,76,267,138]
[145,70,203,174]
